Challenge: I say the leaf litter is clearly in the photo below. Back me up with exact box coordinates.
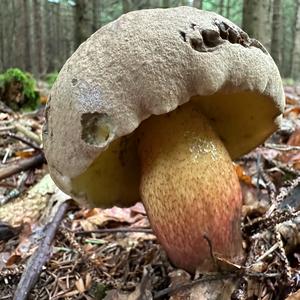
[1,85,300,299]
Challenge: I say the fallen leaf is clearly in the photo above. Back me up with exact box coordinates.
[15,149,35,158]
[235,164,253,186]
[75,277,86,293]
[284,106,300,119]
[286,289,300,300]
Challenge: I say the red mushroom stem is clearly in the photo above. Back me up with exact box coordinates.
[138,101,243,272]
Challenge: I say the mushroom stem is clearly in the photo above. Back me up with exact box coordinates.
[138,102,243,273]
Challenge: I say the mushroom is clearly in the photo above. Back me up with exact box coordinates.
[43,7,284,273]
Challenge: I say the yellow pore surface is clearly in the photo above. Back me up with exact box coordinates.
[71,91,278,209]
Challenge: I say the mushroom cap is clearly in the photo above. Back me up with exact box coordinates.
[43,7,284,205]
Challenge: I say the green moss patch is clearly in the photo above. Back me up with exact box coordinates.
[0,68,39,111]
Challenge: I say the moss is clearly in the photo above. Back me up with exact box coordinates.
[0,68,39,111]
[45,72,58,88]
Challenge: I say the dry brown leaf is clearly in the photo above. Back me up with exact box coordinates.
[75,277,86,293]
[130,202,146,215]
[279,151,300,169]
[85,272,92,290]
[81,206,146,228]
[235,164,253,186]
[15,149,35,158]
[288,128,300,146]
[284,106,300,119]
[286,289,300,300]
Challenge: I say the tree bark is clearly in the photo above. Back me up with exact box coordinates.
[192,0,202,9]
[33,0,46,77]
[122,0,131,13]
[292,0,300,79]
[219,0,225,16]
[270,0,282,68]
[93,0,101,32]
[226,0,231,18]
[162,0,169,8]
[75,0,94,49]
[242,0,271,50]
[23,0,33,72]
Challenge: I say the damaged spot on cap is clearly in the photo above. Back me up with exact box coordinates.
[179,23,224,52]
[71,78,78,86]
[81,112,115,146]
[202,29,224,47]
[214,19,268,54]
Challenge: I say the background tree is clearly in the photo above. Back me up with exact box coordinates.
[75,0,94,48]
[33,0,46,76]
[192,0,202,9]
[242,0,271,50]
[93,0,102,32]
[292,0,300,80]
[271,0,282,68]
[0,0,299,79]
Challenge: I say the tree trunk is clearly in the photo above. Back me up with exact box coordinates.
[162,0,169,8]
[33,0,46,77]
[270,0,282,68]
[75,0,94,49]
[226,0,231,18]
[219,0,225,16]
[292,0,300,79]
[192,0,202,9]
[93,0,101,32]
[0,0,4,72]
[23,0,33,72]
[122,0,131,13]
[242,0,271,50]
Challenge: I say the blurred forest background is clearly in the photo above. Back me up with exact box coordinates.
[0,0,300,81]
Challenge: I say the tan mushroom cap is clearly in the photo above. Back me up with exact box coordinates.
[43,6,284,207]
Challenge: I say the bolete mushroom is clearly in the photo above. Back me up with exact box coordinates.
[43,7,284,273]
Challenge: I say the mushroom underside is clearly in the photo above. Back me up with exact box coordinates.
[71,90,280,208]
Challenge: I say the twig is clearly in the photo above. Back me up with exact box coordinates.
[255,242,279,263]
[59,227,96,270]
[243,209,300,235]
[266,176,300,216]
[14,123,42,145]
[274,226,292,283]
[13,200,69,300]
[0,126,14,132]
[0,171,29,205]
[256,155,276,204]
[266,158,300,176]
[74,227,153,235]
[2,148,11,164]
[0,152,45,181]
[1,132,41,150]
[265,143,300,152]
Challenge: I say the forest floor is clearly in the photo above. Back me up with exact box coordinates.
[1,85,300,299]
